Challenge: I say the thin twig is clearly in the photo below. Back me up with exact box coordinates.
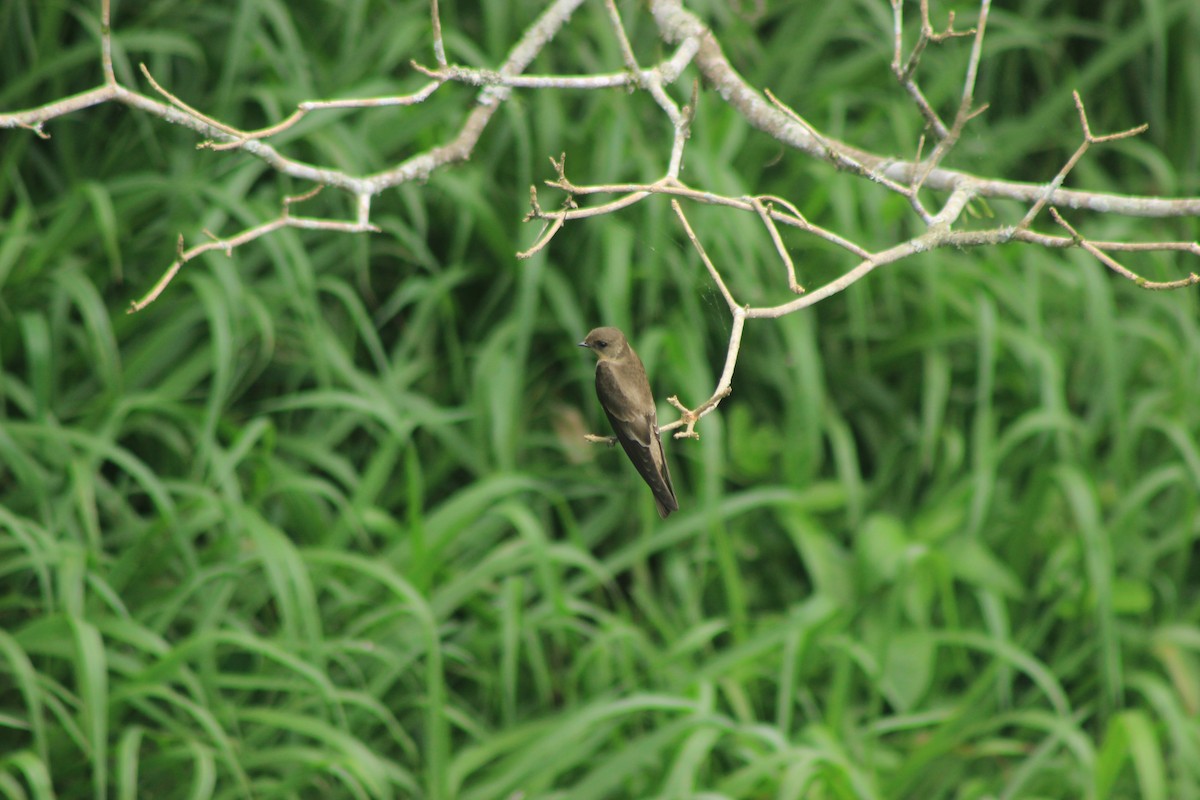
[1049,208,1199,290]
[100,0,116,87]
[1018,91,1149,230]
[128,211,379,313]
[749,197,804,293]
[672,200,739,311]
[605,0,641,74]
[431,0,447,67]
[660,311,742,439]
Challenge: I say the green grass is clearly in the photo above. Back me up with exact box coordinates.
[2,0,1200,798]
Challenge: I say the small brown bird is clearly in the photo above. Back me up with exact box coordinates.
[579,327,679,518]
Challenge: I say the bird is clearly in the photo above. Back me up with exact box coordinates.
[579,327,679,518]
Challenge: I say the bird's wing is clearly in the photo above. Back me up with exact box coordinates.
[646,413,678,516]
[596,362,678,516]
[595,362,654,446]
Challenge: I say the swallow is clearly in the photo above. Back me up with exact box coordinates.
[579,327,679,518]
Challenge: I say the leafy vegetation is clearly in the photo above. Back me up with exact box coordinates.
[1,0,1198,798]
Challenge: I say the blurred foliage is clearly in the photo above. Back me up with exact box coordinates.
[1,0,1199,798]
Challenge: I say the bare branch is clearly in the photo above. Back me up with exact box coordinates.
[139,63,244,139]
[890,0,967,137]
[749,197,804,293]
[584,434,618,445]
[1049,208,1199,290]
[0,0,595,311]
[907,0,991,195]
[100,0,116,87]
[431,0,447,67]
[672,200,739,312]
[128,200,379,314]
[605,0,641,74]
[647,0,1199,218]
[1017,91,1150,230]
[660,311,742,439]
[764,89,924,210]
[6,0,1200,440]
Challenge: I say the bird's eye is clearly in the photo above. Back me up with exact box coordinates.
[597,340,608,348]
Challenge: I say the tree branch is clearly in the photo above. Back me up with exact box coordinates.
[5,0,1198,441]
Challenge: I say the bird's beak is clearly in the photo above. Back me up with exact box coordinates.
[577,340,590,348]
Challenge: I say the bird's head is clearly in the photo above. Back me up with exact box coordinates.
[578,327,628,361]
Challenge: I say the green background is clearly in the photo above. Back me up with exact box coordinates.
[2,0,1199,797]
